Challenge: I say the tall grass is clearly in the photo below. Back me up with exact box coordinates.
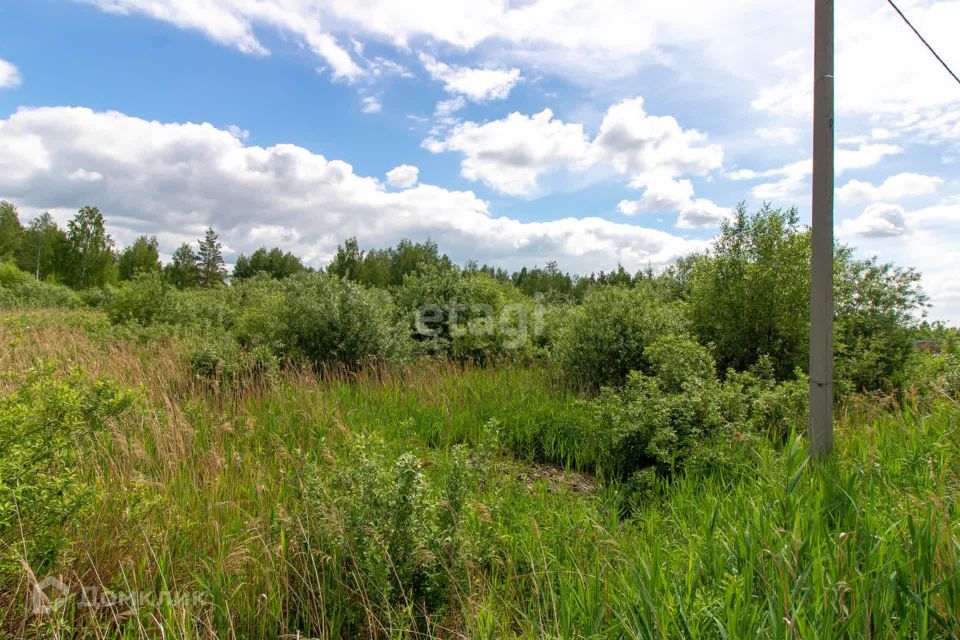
[2,309,959,638]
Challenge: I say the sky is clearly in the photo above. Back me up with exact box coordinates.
[0,0,958,321]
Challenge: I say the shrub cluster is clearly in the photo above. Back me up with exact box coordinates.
[301,437,490,632]
[0,365,133,579]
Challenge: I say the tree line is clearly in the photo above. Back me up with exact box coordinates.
[0,200,641,298]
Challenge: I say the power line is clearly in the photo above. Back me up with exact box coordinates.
[886,0,960,87]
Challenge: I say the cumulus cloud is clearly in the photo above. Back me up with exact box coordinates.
[617,177,694,215]
[425,97,726,222]
[837,172,942,204]
[677,199,732,229]
[423,108,591,196]
[420,54,520,101]
[592,98,723,188]
[386,164,419,189]
[616,174,731,228]
[839,203,910,238]
[0,106,703,272]
[0,59,21,88]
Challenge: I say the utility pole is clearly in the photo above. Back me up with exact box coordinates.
[809,0,834,458]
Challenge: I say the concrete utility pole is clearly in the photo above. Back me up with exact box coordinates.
[809,0,834,458]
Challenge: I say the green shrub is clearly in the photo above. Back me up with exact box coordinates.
[397,265,540,361]
[304,438,481,630]
[275,272,411,367]
[188,337,279,383]
[0,365,134,576]
[107,271,180,325]
[685,204,925,390]
[0,262,83,309]
[553,284,688,388]
[590,350,806,484]
[686,204,809,379]
[77,286,116,309]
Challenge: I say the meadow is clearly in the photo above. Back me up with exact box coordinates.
[2,203,960,638]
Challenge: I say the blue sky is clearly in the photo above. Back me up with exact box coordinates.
[0,0,958,320]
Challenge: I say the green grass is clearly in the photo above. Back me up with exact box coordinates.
[3,309,959,639]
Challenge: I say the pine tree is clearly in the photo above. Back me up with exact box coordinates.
[197,227,226,287]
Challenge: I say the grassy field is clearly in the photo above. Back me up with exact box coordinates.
[3,309,960,639]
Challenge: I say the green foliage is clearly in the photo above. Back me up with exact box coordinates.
[0,262,82,309]
[397,265,540,361]
[590,344,806,483]
[107,271,179,325]
[187,336,278,383]
[686,203,926,390]
[687,203,809,379]
[0,201,24,264]
[553,284,688,388]
[197,227,227,287]
[65,206,117,289]
[834,250,927,392]
[117,235,161,280]
[164,243,200,289]
[21,212,70,282]
[276,273,410,367]
[232,246,305,280]
[305,437,480,628]
[0,365,133,574]
[328,237,453,288]
[511,261,574,301]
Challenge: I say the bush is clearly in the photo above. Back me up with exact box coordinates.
[107,271,180,325]
[0,262,83,309]
[397,265,541,361]
[590,347,807,484]
[686,204,809,379]
[553,284,688,388]
[273,272,411,368]
[685,204,926,390]
[304,438,481,630]
[188,336,278,383]
[0,365,133,576]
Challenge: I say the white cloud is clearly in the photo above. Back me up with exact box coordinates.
[360,96,383,113]
[751,1,960,142]
[837,172,942,204]
[617,177,694,215]
[593,98,723,188]
[386,164,419,189]
[836,144,903,173]
[424,108,591,196]
[737,143,904,202]
[420,54,520,101]
[0,106,702,272]
[0,59,21,88]
[427,97,724,204]
[617,175,731,228]
[839,203,910,238]
[677,199,732,229]
[84,0,362,80]
[80,0,813,86]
